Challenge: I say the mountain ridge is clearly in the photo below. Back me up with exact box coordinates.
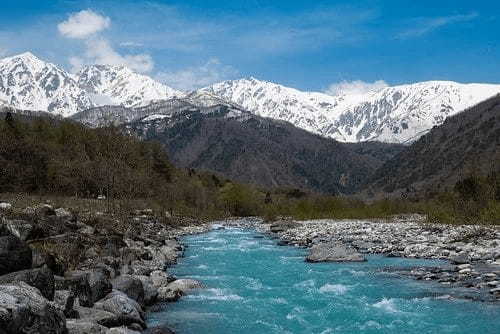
[1,52,500,144]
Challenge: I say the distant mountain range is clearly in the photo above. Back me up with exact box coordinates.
[363,93,500,197]
[70,96,403,194]
[2,52,499,144]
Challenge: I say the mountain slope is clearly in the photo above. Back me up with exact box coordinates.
[115,99,403,194]
[363,94,500,197]
[76,65,183,108]
[201,78,500,143]
[0,53,92,116]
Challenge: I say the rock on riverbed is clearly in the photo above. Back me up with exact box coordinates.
[306,242,366,262]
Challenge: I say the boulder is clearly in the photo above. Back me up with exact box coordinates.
[106,327,141,334]
[306,242,366,262]
[157,278,203,301]
[150,270,175,288]
[134,275,158,306]
[55,208,72,219]
[0,266,55,300]
[157,287,182,302]
[32,247,65,275]
[0,202,12,210]
[75,305,143,329]
[0,281,67,334]
[65,270,112,307]
[144,326,176,334]
[451,254,469,265]
[67,320,108,334]
[111,275,144,305]
[93,291,145,329]
[0,235,32,275]
[23,204,56,217]
[1,218,36,241]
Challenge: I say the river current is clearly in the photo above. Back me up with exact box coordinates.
[147,227,500,333]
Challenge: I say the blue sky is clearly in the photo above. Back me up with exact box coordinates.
[0,0,499,92]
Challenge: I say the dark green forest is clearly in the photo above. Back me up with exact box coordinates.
[1,113,499,225]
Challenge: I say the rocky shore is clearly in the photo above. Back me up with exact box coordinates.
[257,215,500,302]
[224,216,500,302]
[2,207,499,333]
[0,201,210,334]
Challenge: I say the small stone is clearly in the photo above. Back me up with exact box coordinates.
[458,268,472,275]
[0,202,12,210]
[486,280,499,287]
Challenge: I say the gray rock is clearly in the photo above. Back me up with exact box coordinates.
[0,202,12,210]
[134,275,158,306]
[1,218,35,241]
[111,275,144,305]
[157,278,204,301]
[65,269,112,307]
[23,204,56,216]
[75,304,144,329]
[55,208,72,218]
[0,266,55,300]
[306,242,366,262]
[157,286,182,302]
[0,281,67,334]
[93,291,145,329]
[106,327,141,334]
[144,326,176,334]
[150,270,175,288]
[67,320,108,334]
[451,254,469,265]
[0,235,32,275]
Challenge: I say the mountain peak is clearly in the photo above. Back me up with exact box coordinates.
[1,51,46,68]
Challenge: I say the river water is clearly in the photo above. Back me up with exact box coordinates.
[147,227,500,333]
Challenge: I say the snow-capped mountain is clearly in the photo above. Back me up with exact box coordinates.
[0,52,182,116]
[0,52,92,116]
[76,65,183,108]
[200,78,500,143]
[2,52,500,144]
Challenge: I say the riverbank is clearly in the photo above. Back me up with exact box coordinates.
[2,206,500,334]
[223,216,500,301]
[0,200,211,334]
[149,226,500,334]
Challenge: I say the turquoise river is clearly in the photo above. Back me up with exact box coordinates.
[147,227,500,333]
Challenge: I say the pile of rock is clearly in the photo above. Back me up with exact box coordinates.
[0,202,208,333]
[256,216,500,300]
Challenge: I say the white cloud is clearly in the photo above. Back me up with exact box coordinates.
[156,58,237,91]
[58,10,110,39]
[58,10,153,73]
[119,41,144,48]
[397,12,478,39]
[84,38,153,73]
[325,80,388,96]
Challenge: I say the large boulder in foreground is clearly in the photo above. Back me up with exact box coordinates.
[93,291,145,329]
[144,326,175,334]
[0,282,67,334]
[110,275,144,305]
[157,278,203,302]
[0,235,32,275]
[306,242,366,262]
[0,266,55,300]
[63,269,112,307]
[66,319,108,334]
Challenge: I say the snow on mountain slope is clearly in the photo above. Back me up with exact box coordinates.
[201,78,500,143]
[77,65,183,108]
[0,52,92,116]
